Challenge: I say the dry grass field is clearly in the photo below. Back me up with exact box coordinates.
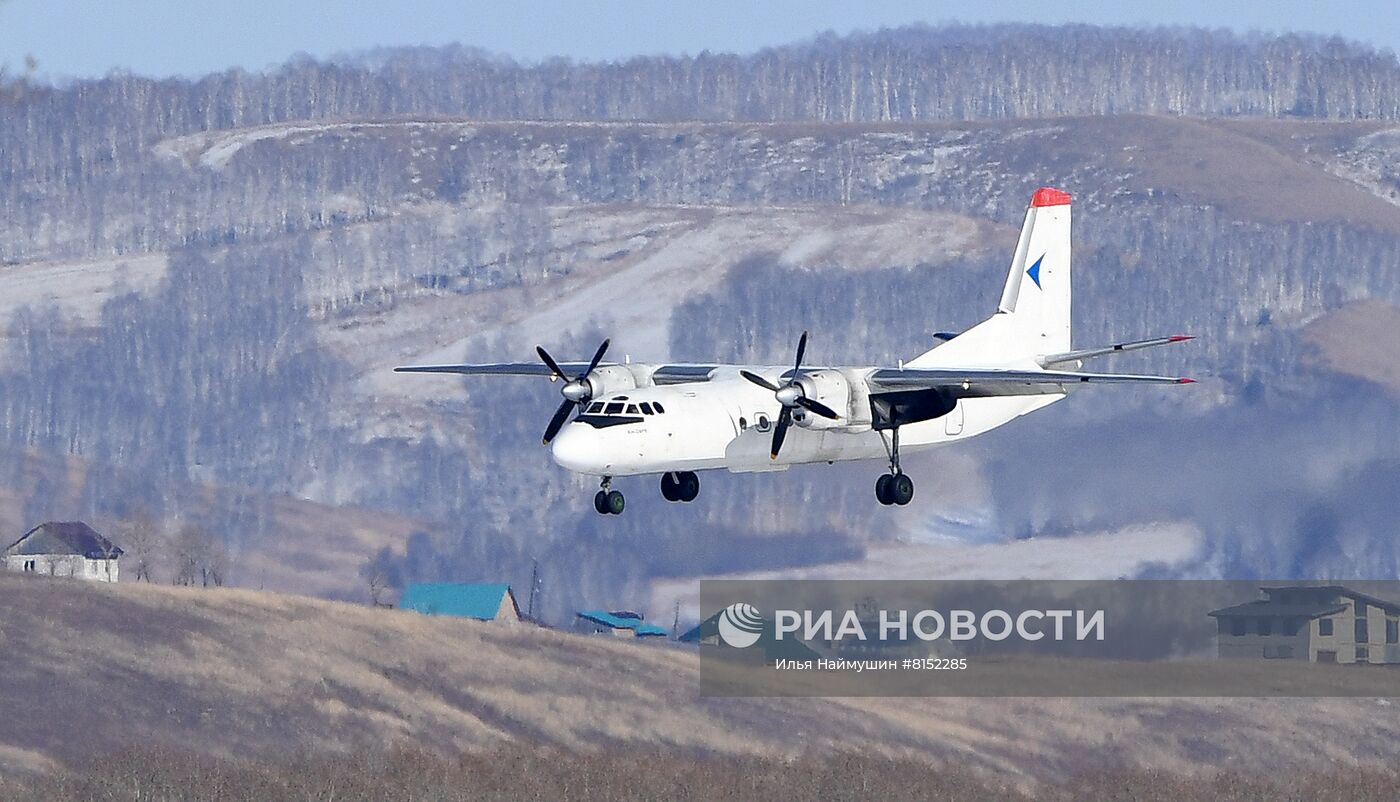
[2,573,1400,795]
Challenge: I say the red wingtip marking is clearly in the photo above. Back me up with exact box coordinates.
[1169,335,1195,342]
[1030,187,1072,207]
[1177,378,1197,384]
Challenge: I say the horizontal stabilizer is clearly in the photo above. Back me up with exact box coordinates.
[1039,335,1194,368]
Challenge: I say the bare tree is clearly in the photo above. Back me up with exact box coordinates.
[115,508,163,583]
[360,547,399,607]
[171,523,227,588]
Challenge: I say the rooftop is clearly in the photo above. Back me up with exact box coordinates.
[577,610,668,637]
[3,522,123,560]
[400,583,519,621]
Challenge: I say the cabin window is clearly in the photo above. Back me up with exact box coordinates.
[1387,619,1398,645]
[755,414,771,432]
[1319,618,1334,636]
[652,402,665,414]
[1257,617,1272,637]
[625,404,639,414]
[605,402,624,415]
[1355,618,1369,644]
[738,417,747,430]
[23,559,35,572]
[640,403,654,415]
[1357,647,1370,663]
[1230,618,1246,637]
[587,402,604,413]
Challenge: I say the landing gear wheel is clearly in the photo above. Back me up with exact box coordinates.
[594,491,610,514]
[677,471,700,503]
[660,472,679,502]
[891,473,914,506]
[875,474,894,506]
[605,489,626,515]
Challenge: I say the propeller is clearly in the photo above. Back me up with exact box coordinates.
[538,338,610,445]
[740,331,839,459]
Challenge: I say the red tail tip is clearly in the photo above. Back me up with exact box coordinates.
[1168,335,1195,342]
[1030,187,1072,207]
[1177,378,1197,384]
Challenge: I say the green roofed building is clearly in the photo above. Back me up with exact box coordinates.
[399,583,522,623]
[576,609,669,638]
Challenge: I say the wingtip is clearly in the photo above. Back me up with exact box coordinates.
[1168,335,1196,343]
[1177,378,1197,384]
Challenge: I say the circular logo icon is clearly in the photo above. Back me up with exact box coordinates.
[717,602,765,648]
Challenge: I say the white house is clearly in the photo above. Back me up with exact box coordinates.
[2,521,123,582]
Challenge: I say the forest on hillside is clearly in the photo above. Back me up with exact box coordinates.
[3,24,1400,619]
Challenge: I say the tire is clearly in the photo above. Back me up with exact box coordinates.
[678,472,700,502]
[660,472,679,502]
[892,474,914,506]
[605,490,626,515]
[594,491,610,514]
[875,474,893,505]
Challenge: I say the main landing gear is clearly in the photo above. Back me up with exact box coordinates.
[593,472,700,514]
[660,471,700,503]
[594,477,626,515]
[875,426,915,506]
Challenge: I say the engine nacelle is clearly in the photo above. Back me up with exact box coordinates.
[584,365,639,398]
[792,369,851,431]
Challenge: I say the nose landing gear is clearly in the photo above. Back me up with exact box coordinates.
[660,471,700,502]
[875,426,915,506]
[594,477,625,515]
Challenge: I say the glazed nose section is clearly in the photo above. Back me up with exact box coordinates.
[550,423,601,473]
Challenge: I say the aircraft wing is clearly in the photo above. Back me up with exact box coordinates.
[869,367,1194,396]
[394,362,584,376]
[393,362,730,383]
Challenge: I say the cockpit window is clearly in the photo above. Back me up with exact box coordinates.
[605,402,625,415]
[625,404,638,414]
[653,402,666,414]
[640,402,654,415]
[587,402,604,413]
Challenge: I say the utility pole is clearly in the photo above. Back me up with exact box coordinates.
[528,559,541,619]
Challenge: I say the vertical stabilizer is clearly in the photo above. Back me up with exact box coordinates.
[908,187,1072,366]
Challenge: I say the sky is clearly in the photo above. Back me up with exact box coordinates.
[2,0,1399,80]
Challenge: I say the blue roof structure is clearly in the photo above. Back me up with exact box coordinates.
[400,583,519,621]
[577,609,669,637]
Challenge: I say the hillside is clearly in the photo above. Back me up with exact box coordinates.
[2,574,1398,784]
[3,25,1400,622]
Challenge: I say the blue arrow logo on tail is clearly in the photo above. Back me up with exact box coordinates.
[1026,254,1045,289]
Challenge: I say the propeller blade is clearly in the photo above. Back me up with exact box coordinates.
[536,346,567,381]
[793,331,808,375]
[583,338,610,377]
[542,398,574,445]
[740,369,780,393]
[769,408,792,460]
[795,396,840,420]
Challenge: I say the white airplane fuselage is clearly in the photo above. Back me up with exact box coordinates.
[549,371,1063,477]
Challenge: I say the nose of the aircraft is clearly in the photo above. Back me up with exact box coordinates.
[550,423,598,473]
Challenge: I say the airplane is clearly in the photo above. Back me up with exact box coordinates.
[397,187,1194,515]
